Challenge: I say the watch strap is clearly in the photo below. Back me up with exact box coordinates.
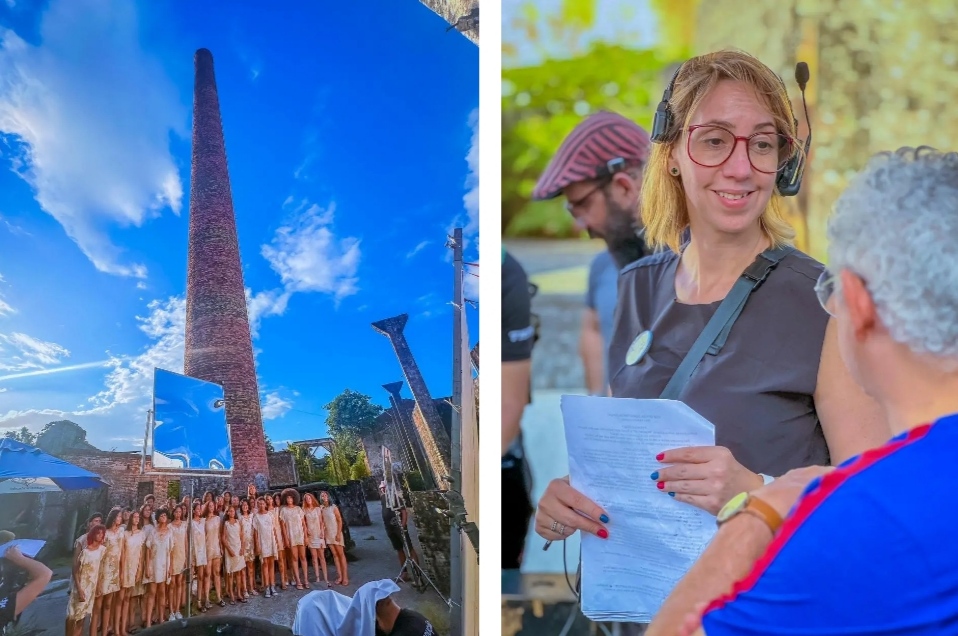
[741,495,783,534]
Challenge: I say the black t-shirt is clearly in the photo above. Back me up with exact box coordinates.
[380,495,402,527]
[376,608,435,636]
[0,592,16,628]
[502,251,534,363]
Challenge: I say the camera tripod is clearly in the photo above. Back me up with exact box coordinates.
[390,510,449,606]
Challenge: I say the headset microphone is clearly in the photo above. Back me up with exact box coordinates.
[776,62,812,197]
[650,60,813,197]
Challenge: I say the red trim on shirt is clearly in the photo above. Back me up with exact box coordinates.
[702,423,932,616]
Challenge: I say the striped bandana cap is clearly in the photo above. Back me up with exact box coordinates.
[532,111,651,201]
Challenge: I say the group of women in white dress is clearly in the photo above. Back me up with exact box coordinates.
[65,487,348,635]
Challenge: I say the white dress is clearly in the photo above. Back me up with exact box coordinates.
[206,515,223,560]
[240,514,255,561]
[322,506,343,546]
[120,530,146,589]
[304,508,325,549]
[140,524,156,584]
[252,512,277,560]
[170,521,188,574]
[191,519,208,567]
[223,520,245,573]
[280,506,306,547]
[66,544,105,621]
[96,527,123,596]
[147,527,174,585]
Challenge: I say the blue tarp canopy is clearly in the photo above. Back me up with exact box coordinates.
[0,438,107,491]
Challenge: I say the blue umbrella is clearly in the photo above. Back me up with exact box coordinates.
[0,438,108,492]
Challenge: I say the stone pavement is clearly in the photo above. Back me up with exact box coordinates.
[18,501,450,634]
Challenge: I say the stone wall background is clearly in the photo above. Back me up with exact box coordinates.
[694,0,958,263]
[267,451,298,487]
[409,490,451,597]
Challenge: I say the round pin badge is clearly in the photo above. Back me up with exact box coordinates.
[625,330,652,365]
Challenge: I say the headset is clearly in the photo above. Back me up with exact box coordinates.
[650,59,812,197]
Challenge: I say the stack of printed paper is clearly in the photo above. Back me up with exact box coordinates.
[561,395,717,623]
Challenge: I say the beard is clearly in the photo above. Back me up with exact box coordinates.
[600,199,647,269]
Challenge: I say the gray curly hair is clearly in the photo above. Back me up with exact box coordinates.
[827,146,958,362]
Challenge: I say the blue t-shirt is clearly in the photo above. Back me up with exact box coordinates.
[585,250,619,387]
[702,413,958,635]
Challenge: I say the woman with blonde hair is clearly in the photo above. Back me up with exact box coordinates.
[190,501,209,612]
[536,48,888,560]
[252,497,278,597]
[302,493,329,587]
[320,491,348,586]
[239,499,257,598]
[168,504,188,619]
[204,500,224,608]
[65,524,106,636]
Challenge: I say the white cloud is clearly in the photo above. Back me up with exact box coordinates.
[0,273,12,317]
[0,387,6,393]
[0,0,185,278]
[462,107,479,239]
[136,281,147,290]
[261,391,292,420]
[0,332,69,371]
[261,202,361,303]
[87,296,185,413]
[407,240,431,259]
[245,288,291,339]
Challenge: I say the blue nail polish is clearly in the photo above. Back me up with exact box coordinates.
[668,492,675,497]
[650,471,659,480]
[599,514,609,523]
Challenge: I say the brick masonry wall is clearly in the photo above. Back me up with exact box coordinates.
[267,451,298,487]
[183,48,268,492]
[409,490,451,597]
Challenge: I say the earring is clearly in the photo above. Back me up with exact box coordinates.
[670,167,680,176]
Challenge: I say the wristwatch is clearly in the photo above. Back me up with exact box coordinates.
[715,491,783,534]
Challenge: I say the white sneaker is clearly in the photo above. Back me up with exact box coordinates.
[265,589,272,598]
[169,613,176,622]
[175,612,183,619]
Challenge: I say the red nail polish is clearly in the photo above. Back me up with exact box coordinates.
[656,453,664,461]
[657,481,664,490]
[597,529,609,539]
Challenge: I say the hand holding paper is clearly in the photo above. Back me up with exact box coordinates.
[0,539,45,559]
[561,395,718,623]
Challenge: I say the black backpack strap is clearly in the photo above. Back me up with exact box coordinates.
[659,245,793,401]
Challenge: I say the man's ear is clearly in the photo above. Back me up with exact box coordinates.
[839,269,875,342]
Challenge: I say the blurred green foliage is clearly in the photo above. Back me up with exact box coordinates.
[502,0,697,237]
[502,45,685,237]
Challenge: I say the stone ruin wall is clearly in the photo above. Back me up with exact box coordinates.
[409,490,452,597]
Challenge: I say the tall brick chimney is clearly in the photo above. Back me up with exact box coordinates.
[184,48,268,491]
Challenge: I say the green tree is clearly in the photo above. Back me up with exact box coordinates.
[323,389,384,439]
[264,434,275,454]
[349,448,371,481]
[3,426,36,446]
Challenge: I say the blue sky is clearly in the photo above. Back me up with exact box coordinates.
[0,0,479,452]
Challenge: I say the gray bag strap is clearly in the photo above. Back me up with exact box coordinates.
[658,245,793,401]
